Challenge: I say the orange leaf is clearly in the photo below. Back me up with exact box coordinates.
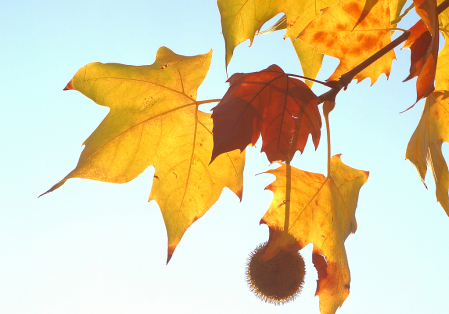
[261,156,369,314]
[354,0,381,29]
[211,65,321,163]
[403,0,439,103]
[298,0,395,84]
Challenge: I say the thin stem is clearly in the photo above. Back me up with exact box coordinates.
[317,30,411,104]
[195,98,222,105]
[339,30,411,86]
[325,110,331,178]
[389,28,407,32]
[284,159,291,233]
[441,27,449,37]
[287,73,334,87]
[439,0,449,14]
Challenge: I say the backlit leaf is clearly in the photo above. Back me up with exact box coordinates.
[261,155,369,314]
[403,0,439,103]
[41,47,246,262]
[354,0,381,29]
[298,0,395,84]
[406,91,449,215]
[217,0,337,84]
[256,13,325,88]
[435,0,449,91]
[257,15,287,35]
[211,65,321,163]
[390,0,411,26]
[291,39,325,88]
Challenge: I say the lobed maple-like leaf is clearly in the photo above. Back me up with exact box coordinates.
[298,0,396,84]
[403,0,439,103]
[211,65,321,163]
[406,91,449,215]
[261,155,369,314]
[41,47,246,262]
[217,0,337,86]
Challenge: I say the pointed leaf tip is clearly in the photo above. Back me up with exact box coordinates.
[63,79,74,91]
[167,244,176,264]
[166,253,173,265]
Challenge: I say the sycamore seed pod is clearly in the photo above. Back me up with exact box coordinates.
[245,242,305,305]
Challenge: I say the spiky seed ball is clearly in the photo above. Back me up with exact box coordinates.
[245,242,305,305]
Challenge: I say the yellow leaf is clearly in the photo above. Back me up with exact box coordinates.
[298,0,395,84]
[436,33,449,91]
[390,0,408,26]
[406,91,449,215]
[41,47,246,262]
[436,0,449,91]
[257,14,287,35]
[291,39,324,88]
[261,155,369,314]
[217,0,337,82]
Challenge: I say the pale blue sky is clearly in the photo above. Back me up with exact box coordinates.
[1,1,449,313]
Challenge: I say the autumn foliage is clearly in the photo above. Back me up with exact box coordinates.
[211,64,321,163]
[42,0,449,313]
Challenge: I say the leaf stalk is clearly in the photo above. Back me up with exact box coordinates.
[284,159,291,233]
[196,98,222,106]
[326,117,331,178]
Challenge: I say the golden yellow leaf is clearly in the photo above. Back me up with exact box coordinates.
[41,47,246,261]
[291,39,324,88]
[217,0,337,83]
[298,0,395,84]
[436,0,449,91]
[390,0,408,26]
[436,34,449,91]
[261,155,369,314]
[406,91,449,215]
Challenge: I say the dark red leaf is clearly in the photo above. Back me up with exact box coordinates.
[211,65,321,163]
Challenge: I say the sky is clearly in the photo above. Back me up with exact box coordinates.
[1,0,449,313]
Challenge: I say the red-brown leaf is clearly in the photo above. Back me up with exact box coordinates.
[403,0,439,103]
[211,65,321,163]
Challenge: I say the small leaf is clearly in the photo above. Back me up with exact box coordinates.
[261,155,369,314]
[211,65,321,163]
[403,0,439,103]
[406,91,449,215]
